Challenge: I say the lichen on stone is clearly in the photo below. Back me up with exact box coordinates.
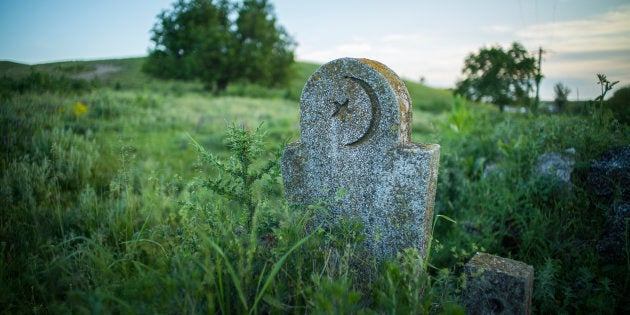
[281,58,440,273]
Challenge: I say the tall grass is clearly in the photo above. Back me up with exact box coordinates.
[1,64,629,313]
[0,84,449,313]
[433,97,630,313]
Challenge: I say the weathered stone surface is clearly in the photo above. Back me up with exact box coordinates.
[482,162,500,179]
[534,149,575,183]
[462,252,534,315]
[586,146,630,265]
[597,203,630,264]
[588,145,630,202]
[281,58,440,265]
[534,149,576,195]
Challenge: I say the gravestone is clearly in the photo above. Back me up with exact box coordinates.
[534,148,576,193]
[598,203,630,264]
[534,149,575,184]
[588,145,630,264]
[588,145,630,201]
[462,252,534,315]
[281,58,440,266]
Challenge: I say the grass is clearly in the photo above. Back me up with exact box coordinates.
[1,57,629,313]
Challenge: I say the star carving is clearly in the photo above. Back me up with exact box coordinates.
[332,98,350,120]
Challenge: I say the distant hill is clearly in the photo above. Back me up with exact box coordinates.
[1,57,455,112]
[290,60,454,113]
[0,60,32,78]
[0,58,148,87]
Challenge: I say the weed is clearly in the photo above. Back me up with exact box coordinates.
[589,73,619,123]
[188,123,282,231]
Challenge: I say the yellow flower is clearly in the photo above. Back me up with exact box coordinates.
[73,101,88,117]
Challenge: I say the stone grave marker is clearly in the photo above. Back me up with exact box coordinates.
[462,252,534,315]
[281,57,440,266]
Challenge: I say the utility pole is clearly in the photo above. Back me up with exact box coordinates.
[534,46,545,114]
[576,87,579,102]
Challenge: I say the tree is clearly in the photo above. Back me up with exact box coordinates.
[143,0,295,92]
[234,0,295,87]
[455,42,537,112]
[553,82,571,113]
[605,85,630,124]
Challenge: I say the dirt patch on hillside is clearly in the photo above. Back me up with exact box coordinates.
[73,64,122,80]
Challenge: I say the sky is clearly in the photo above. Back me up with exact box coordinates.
[1,0,629,100]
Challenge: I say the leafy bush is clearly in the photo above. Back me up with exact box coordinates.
[605,85,630,124]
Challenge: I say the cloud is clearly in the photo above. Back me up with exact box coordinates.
[518,4,630,54]
[482,25,513,34]
[297,33,470,87]
[296,3,630,99]
[515,3,630,99]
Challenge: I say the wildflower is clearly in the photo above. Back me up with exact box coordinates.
[73,101,88,117]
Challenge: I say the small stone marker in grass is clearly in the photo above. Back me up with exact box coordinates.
[281,58,440,268]
[462,252,534,315]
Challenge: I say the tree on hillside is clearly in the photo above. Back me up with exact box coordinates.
[455,42,537,112]
[235,0,295,87]
[553,82,571,113]
[143,0,295,92]
[605,85,630,124]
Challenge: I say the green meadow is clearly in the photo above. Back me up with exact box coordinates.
[1,58,628,313]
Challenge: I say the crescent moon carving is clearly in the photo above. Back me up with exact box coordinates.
[344,75,381,147]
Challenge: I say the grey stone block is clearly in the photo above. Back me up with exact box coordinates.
[462,252,534,315]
